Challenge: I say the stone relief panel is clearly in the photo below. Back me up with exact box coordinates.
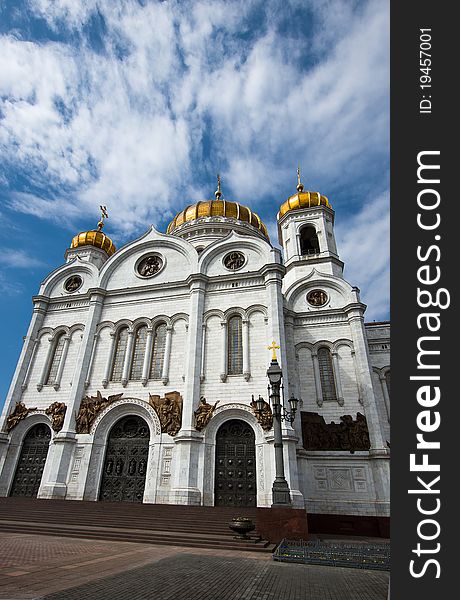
[312,464,369,494]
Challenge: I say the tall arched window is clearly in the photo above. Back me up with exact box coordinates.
[385,370,390,397]
[45,334,66,385]
[299,225,320,255]
[130,325,148,380]
[227,315,243,375]
[110,327,129,382]
[317,347,337,402]
[150,323,167,379]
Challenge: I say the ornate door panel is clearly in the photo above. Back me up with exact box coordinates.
[10,424,51,497]
[99,416,150,503]
[214,419,256,507]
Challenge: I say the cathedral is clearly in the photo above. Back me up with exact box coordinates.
[0,174,390,534]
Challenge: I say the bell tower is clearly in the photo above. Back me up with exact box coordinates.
[277,169,343,289]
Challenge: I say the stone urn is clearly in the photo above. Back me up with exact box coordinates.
[229,517,256,540]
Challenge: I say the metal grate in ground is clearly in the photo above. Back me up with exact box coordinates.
[273,538,390,571]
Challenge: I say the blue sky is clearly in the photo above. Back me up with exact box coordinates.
[0,0,389,407]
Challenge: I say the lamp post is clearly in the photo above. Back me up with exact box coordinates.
[255,341,299,507]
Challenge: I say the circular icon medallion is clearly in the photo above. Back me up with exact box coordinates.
[137,255,163,278]
[306,289,328,307]
[223,251,245,271]
[64,275,83,293]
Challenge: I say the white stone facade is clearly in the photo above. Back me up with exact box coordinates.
[0,197,390,520]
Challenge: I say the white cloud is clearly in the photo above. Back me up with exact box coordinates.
[1,0,389,313]
[336,190,390,320]
[0,248,46,269]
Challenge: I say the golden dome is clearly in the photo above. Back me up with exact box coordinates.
[70,230,116,256]
[167,199,269,239]
[278,190,331,219]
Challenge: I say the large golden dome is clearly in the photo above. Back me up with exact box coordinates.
[278,169,331,219]
[279,191,331,218]
[70,230,116,256]
[167,199,269,239]
[70,208,116,256]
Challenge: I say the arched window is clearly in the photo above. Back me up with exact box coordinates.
[150,323,167,379]
[317,347,337,402]
[130,325,148,380]
[110,327,129,382]
[227,315,243,375]
[45,333,66,385]
[299,225,320,255]
[385,370,390,397]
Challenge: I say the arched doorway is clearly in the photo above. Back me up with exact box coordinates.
[99,415,150,503]
[214,419,256,507]
[10,423,51,497]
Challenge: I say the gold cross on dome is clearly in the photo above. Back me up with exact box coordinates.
[98,205,109,231]
[268,341,280,361]
[215,174,222,200]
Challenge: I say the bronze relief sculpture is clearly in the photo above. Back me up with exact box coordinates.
[45,402,67,432]
[301,411,370,452]
[250,395,273,431]
[149,391,182,436]
[6,401,37,432]
[76,391,123,434]
[194,396,218,431]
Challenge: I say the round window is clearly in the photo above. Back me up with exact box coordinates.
[136,254,163,278]
[306,289,328,307]
[223,251,245,271]
[64,275,83,293]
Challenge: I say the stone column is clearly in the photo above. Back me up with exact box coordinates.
[53,335,71,391]
[141,327,154,386]
[311,351,324,407]
[379,372,391,422]
[21,337,40,392]
[102,332,116,388]
[38,290,105,500]
[37,335,54,392]
[242,318,250,381]
[85,333,99,389]
[346,303,389,512]
[171,275,206,505]
[331,351,344,406]
[200,323,206,382]
[121,331,135,387]
[263,264,303,507]
[219,320,227,382]
[0,296,48,461]
[161,326,173,385]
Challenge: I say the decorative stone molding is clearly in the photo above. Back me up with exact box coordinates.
[90,397,161,437]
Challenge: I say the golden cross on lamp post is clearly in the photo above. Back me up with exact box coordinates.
[267,341,280,361]
[97,205,109,231]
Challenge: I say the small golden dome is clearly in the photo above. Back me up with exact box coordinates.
[278,191,331,219]
[70,230,116,256]
[167,200,269,239]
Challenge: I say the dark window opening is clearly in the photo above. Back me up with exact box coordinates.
[300,226,320,255]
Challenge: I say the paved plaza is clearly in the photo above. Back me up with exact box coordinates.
[0,532,389,600]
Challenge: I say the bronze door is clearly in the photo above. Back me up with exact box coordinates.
[215,419,256,507]
[10,423,51,497]
[99,416,150,503]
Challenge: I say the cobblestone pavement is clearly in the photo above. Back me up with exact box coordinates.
[0,532,389,600]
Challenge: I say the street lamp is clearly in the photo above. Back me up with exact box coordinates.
[255,341,299,507]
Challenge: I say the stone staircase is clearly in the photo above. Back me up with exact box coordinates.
[0,498,274,552]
